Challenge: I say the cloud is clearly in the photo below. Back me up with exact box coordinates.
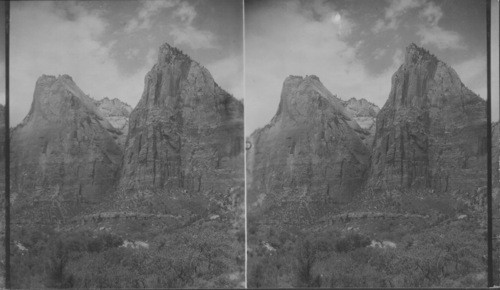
[415,1,465,50]
[124,48,140,60]
[372,0,465,51]
[373,48,387,60]
[372,0,423,33]
[417,2,465,50]
[124,0,216,50]
[419,1,443,26]
[124,0,179,33]
[206,54,243,100]
[168,2,216,49]
[170,26,215,50]
[416,25,464,50]
[10,1,156,125]
[245,1,400,136]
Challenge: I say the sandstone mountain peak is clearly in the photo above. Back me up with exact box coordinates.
[11,75,123,223]
[369,44,486,197]
[120,42,243,194]
[275,74,345,125]
[247,75,370,223]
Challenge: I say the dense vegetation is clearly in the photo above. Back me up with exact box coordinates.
[11,219,244,288]
[248,212,487,288]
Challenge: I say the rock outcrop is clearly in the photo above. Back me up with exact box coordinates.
[247,75,370,222]
[94,97,132,147]
[368,43,487,198]
[120,43,244,200]
[341,97,380,148]
[10,75,123,222]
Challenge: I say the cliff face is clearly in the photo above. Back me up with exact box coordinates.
[247,75,370,222]
[10,75,123,222]
[94,97,132,147]
[120,44,244,199]
[368,43,487,197]
[341,97,380,148]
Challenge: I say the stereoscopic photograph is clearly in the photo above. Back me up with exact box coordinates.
[246,0,490,287]
[0,0,498,289]
[8,0,244,288]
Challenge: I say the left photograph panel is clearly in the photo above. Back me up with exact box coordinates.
[9,0,244,288]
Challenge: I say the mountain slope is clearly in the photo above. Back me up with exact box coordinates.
[10,75,123,223]
[367,43,487,207]
[247,75,370,223]
[119,44,243,199]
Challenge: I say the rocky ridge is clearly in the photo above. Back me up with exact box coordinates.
[93,97,132,147]
[341,97,380,147]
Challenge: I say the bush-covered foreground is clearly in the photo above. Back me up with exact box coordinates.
[11,220,245,288]
[248,215,487,288]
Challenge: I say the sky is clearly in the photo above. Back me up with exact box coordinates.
[245,0,492,136]
[10,0,243,126]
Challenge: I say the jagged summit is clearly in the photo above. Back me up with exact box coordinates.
[404,42,437,65]
[157,42,191,65]
[22,74,100,127]
[10,74,123,223]
[341,97,380,118]
[274,74,345,125]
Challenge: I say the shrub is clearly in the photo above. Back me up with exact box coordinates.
[335,233,371,253]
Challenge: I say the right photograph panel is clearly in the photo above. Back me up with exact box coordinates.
[245,0,489,287]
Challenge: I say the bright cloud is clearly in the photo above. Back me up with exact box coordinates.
[372,0,423,33]
[170,26,216,50]
[417,25,464,50]
[416,1,465,50]
[245,1,400,136]
[124,0,179,33]
[10,1,156,125]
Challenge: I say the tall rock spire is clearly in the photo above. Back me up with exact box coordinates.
[10,75,123,222]
[368,43,487,196]
[247,75,370,223]
[120,43,244,195]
